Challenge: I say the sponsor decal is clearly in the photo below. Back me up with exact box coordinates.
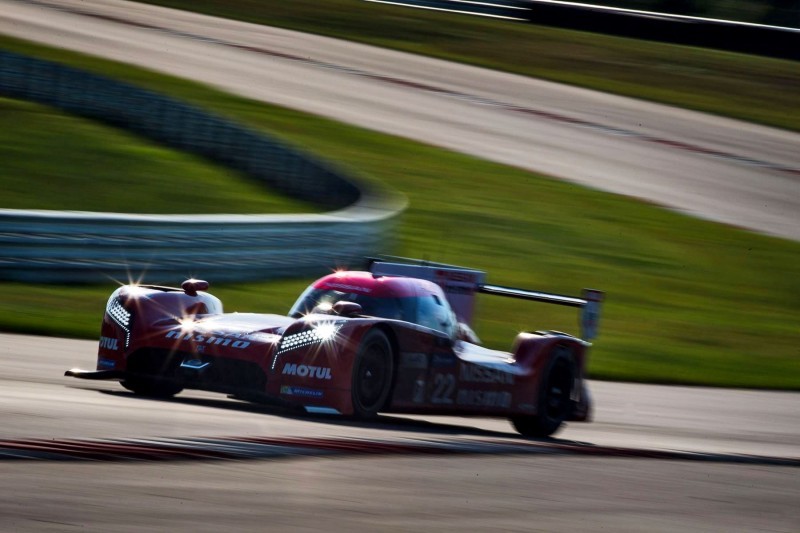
[165,330,251,349]
[97,358,116,369]
[457,389,512,408]
[400,352,428,369]
[434,270,479,295]
[281,386,324,398]
[459,364,514,385]
[434,270,479,284]
[282,363,332,380]
[324,282,371,293]
[99,336,119,351]
[429,371,513,406]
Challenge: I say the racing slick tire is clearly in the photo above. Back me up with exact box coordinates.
[511,347,576,438]
[351,329,394,418]
[121,377,183,398]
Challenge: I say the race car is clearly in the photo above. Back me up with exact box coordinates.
[66,258,603,437]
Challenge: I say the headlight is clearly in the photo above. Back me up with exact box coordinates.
[277,322,342,355]
[106,295,132,347]
[107,296,131,328]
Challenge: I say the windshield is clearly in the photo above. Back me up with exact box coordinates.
[289,288,416,322]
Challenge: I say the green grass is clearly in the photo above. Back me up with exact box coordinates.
[1,36,799,389]
[136,0,800,132]
[0,98,316,214]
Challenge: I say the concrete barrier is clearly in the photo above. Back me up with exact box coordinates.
[0,51,406,283]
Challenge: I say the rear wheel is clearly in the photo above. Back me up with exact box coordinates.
[511,347,576,438]
[351,329,394,418]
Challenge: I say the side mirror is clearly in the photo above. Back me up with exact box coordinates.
[333,301,362,317]
[182,279,209,296]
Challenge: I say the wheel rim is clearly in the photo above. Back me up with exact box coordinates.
[356,343,389,410]
[543,359,572,421]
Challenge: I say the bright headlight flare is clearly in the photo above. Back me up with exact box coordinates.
[124,284,150,299]
[275,321,343,357]
[177,315,197,334]
[314,322,338,341]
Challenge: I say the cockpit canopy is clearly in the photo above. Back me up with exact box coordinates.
[289,272,458,337]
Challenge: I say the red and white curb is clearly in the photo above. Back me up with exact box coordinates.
[0,435,797,466]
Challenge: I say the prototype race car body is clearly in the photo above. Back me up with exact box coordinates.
[67,259,603,437]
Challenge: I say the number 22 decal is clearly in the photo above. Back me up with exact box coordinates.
[431,373,455,404]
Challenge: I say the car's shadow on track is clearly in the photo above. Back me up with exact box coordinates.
[77,385,579,443]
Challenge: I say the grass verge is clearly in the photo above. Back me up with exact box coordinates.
[0,36,798,389]
[0,98,316,213]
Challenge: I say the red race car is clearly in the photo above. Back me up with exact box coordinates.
[67,258,603,437]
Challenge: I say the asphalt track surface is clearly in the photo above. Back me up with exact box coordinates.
[1,2,799,530]
[1,333,799,531]
[2,0,800,241]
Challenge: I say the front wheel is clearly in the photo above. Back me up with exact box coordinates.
[351,329,394,418]
[121,376,183,398]
[511,347,576,438]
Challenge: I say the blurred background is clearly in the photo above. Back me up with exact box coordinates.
[1,0,798,391]
[1,1,799,530]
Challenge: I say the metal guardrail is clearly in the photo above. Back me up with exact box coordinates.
[365,0,531,20]
[0,51,406,283]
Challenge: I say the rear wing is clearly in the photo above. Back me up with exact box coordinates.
[367,257,603,341]
[479,284,604,342]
